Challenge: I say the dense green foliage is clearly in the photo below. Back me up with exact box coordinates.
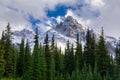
[0,24,119,80]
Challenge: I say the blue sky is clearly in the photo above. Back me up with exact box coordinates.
[0,0,120,38]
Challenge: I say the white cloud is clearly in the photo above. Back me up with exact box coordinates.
[85,0,105,9]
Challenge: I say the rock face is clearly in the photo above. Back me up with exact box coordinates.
[12,16,117,56]
[55,16,84,37]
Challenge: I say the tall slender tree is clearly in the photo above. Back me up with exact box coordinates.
[32,27,41,80]
[97,27,110,78]
[22,40,32,80]
[39,43,46,80]
[64,41,75,75]
[17,38,25,77]
[83,29,96,70]
[4,23,15,77]
[54,44,61,75]
[44,33,52,80]
[75,33,83,71]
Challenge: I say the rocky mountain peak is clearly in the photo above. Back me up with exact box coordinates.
[55,16,84,37]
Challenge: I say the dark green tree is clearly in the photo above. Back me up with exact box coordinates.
[50,53,55,80]
[39,44,47,80]
[75,33,83,71]
[54,44,61,75]
[50,34,56,79]
[22,40,32,80]
[97,27,110,78]
[17,38,25,77]
[32,27,41,80]
[44,33,52,80]
[83,29,96,70]
[51,34,55,51]
[90,34,96,69]
[4,23,15,77]
[64,41,75,75]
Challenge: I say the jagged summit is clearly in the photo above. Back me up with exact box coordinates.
[55,16,84,37]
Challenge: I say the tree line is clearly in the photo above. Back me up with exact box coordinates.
[0,23,120,80]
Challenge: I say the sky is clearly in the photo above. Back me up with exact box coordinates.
[0,0,120,38]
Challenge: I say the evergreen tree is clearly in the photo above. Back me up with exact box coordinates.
[17,38,25,77]
[64,41,75,75]
[39,44,47,80]
[12,46,18,77]
[32,27,41,80]
[83,29,96,69]
[0,40,5,79]
[75,33,83,71]
[50,34,55,79]
[90,34,96,69]
[51,34,55,51]
[44,33,52,80]
[54,44,61,75]
[22,40,32,80]
[97,27,110,78]
[4,23,15,77]
[59,49,64,75]
[50,53,55,80]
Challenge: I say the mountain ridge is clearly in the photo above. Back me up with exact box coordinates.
[12,16,117,56]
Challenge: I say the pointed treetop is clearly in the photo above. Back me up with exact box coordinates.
[101,27,104,36]
[34,26,39,44]
[6,22,10,29]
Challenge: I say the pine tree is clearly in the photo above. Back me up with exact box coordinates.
[11,46,18,77]
[64,41,75,75]
[22,40,32,80]
[90,34,96,69]
[39,44,46,80]
[51,34,55,51]
[44,33,52,80]
[50,34,55,79]
[59,49,64,75]
[17,38,25,77]
[75,33,83,71]
[83,29,96,69]
[64,40,70,75]
[50,53,55,80]
[32,27,41,80]
[97,27,110,78]
[4,23,15,77]
[0,40,5,79]
[54,44,61,75]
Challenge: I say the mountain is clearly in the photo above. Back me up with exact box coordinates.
[12,16,117,56]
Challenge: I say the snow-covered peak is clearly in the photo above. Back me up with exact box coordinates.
[55,16,85,38]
